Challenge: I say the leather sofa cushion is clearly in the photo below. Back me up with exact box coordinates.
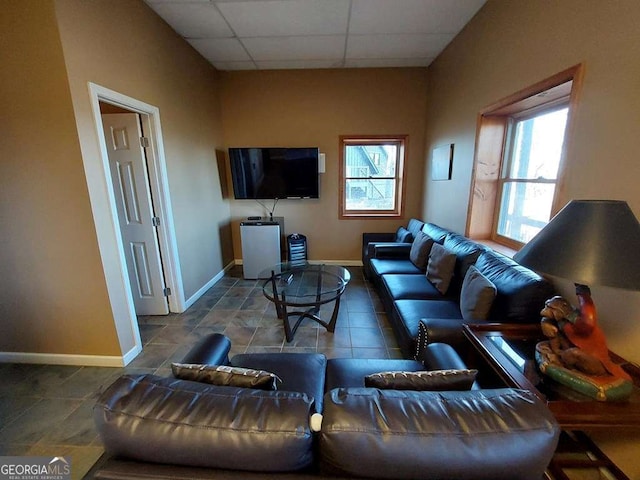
[370,258,422,277]
[443,233,485,295]
[421,222,450,244]
[320,388,559,480]
[392,300,463,355]
[95,374,315,472]
[231,352,326,412]
[475,250,556,323]
[325,358,424,391]
[394,226,413,243]
[382,274,444,300]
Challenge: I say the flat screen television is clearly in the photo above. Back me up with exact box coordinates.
[229,147,319,199]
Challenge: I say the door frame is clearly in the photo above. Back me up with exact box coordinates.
[86,83,185,364]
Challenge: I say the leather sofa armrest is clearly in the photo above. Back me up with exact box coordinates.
[421,342,468,370]
[419,318,487,352]
[362,232,396,262]
[180,333,231,365]
[373,243,412,259]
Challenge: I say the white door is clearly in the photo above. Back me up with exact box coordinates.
[102,113,169,315]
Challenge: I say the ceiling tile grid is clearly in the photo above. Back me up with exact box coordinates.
[145,0,486,70]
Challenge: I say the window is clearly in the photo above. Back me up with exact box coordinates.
[496,106,569,244]
[339,135,407,218]
[466,65,582,250]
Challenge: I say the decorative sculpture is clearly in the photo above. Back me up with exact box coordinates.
[536,286,633,401]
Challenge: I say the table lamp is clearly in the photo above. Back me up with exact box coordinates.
[513,200,640,401]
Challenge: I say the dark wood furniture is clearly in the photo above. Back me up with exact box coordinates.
[463,323,640,480]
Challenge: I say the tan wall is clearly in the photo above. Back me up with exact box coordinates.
[423,1,640,474]
[53,0,232,301]
[0,1,119,355]
[0,0,230,358]
[220,68,428,262]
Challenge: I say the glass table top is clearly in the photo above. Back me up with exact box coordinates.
[260,262,351,301]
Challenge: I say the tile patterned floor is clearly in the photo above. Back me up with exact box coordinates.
[0,266,397,479]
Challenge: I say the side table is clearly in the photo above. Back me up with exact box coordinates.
[463,323,640,480]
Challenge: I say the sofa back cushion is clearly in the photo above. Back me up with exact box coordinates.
[421,222,450,244]
[394,226,413,243]
[475,250,556,323]
[320,387,559,480]
[407,218,425,239]
[443,234,485,295]
[94,374,315,472]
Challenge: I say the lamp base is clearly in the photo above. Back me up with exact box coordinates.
[536,341,633,402]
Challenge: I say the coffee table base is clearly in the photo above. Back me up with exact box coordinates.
[277,297,342,342]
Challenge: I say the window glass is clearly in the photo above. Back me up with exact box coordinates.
[497,107,568,244]
[340,137,406,218]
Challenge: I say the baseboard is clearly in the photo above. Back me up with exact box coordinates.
[0,351,126,367]
[183,260,236,310]
[234,259,362,267]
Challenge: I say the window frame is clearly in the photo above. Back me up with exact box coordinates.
[339,135,407,219]
[466,64,583,251]
[494,102,570,248]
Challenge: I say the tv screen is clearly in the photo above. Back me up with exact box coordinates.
[229,147,319,199]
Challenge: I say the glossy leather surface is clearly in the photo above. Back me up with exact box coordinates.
[325,358,424,390]
[94,374,315,472]
[232,352,326,412]
[475,250,556,323]
[320,387,559,480]
[180,332,231,365]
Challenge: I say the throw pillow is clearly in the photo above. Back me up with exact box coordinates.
[408,231,434,269]
[171,363,281,391]
[364,369,478,391]
[426,242,456,294]
[460,265,497,321]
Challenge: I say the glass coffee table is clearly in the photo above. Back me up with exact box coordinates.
[260,262,351,342]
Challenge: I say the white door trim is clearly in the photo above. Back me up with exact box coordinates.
[85,83,185,363]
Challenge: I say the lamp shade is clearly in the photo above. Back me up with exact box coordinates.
[513,200,640,290]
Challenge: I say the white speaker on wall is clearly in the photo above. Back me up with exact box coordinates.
[318,153,326,173]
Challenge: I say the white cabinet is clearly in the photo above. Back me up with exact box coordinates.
[240,221,281,279]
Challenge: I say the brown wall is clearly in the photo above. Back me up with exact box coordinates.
[220,68,428,262]
[0,1,120,355]
[0,0,230,358]
[54,0,232,300]
[422,1,640,474]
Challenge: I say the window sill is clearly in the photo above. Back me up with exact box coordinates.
[474,239,518,259]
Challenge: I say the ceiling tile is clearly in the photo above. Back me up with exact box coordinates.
[349,0,486,34]
[213,61,258,71]
[216,0,350,37]
[347,33,454,59]
[345,57,434,68]
[242,36,346,61]
[255,59,344,70]
[146,2,233,38]
[188,38,251,62]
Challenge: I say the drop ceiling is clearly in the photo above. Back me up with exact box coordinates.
[145,0,486,71]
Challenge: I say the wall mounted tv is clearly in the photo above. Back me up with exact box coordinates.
[229,147,319,199]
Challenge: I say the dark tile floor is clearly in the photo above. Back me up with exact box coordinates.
[0,266,397,479]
